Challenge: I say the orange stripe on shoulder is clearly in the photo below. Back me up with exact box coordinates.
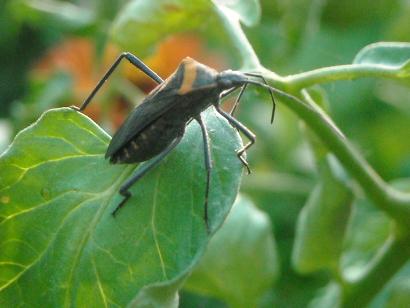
[178,58,197,95]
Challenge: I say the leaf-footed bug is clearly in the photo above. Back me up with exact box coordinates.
[72,52,276,231]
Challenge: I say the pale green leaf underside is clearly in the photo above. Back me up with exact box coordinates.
[0,107,243,307]
[354,42,410,76]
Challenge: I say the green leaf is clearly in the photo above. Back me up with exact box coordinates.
[371,263,410,308]
[110,0,213,56]
[10,0,95,31]
[0,107,243,306]
[341,199,392,279]
[308,282,341,308]
[353,42,410,77]
[128,274,185,308]
[292,158,353,274]
[184,196,279,307]
[11,72,73,131]
[110,0,261,56]
[214,0,261,27]
[341,178,409,281]
[385,278,410,308]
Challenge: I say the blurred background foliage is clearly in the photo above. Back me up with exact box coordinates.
[1,0,410,307]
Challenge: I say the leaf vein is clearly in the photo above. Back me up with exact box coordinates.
[92,257,109,308]
[67,118,109,146]
[151,171,168,280]
[0,154,103,194]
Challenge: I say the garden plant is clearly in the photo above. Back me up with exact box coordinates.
[1,1,410,307]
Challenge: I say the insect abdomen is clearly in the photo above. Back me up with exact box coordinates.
[109,117,185,164]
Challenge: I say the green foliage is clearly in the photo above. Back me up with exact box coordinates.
[110,0,261,58]
[1,0,410,307]
[292,160,353,275]
[216,0,261,27]
[9,0,95,31]
[354,42,410,74]
[0,108,242,306]
[383,270,410,308]
[111,0,212,55]
[185,196,279,307]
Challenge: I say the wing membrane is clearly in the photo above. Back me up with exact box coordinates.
[105,83,181,158]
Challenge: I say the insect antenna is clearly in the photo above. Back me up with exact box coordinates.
[245,73,276,124]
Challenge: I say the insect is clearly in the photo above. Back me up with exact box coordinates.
[72,52,276,230]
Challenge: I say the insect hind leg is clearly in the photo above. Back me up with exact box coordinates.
[73,52,163,112]
[111,134,183,216]
[112,189,131,217]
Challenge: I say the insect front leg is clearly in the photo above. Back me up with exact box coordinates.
[73,52,163,112]
[214,105,256,174]
[219,85,247,116]
[112,134,184,216]
[194,114,212,233]
[230,84,247,116]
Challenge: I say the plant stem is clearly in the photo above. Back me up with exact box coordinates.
[213,4,261,70]
[216,0,410,225]
[217,8,410,305]
[269,88,410,225]
[298,95,410,306]
[283,64,406,90]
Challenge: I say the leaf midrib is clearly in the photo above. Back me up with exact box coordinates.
[63,165,135,306]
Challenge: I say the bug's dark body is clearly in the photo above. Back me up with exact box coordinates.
[107,58,225,164]
[73,52,275,230]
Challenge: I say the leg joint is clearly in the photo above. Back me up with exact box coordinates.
[119,187,130,196]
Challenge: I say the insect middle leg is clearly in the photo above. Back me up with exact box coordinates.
[74,52,163,111]
[194,114,212,233]
[112,134,184,216]
[214,105,256,174]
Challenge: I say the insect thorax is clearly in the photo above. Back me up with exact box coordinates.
[177,57,218,95]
